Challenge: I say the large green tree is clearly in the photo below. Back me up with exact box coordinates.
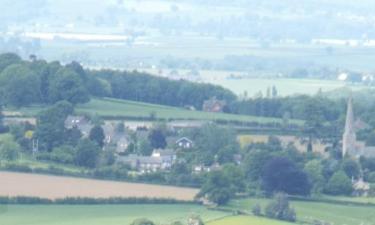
[262,157,311,196]
[198,170,233,205]
[75,139,101,168]
[35,101,73,151]
[0,64,41,107]
[0,53,21,72]
[325,170,353,195]
[0,136,20,160]
[47,68,89,104]
[190,124,239,166]
[89,125,105,148]
[148,128,166,149]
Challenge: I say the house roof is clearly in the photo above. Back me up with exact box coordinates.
[64,115,87,127]
[176,137,193,144]
[117,155,163,165]
[353,179,370,191]
[152,149,176,156]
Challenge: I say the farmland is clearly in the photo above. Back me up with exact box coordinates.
[0,204,228,225]
[208,216,294,225]
[8,97,301,125]
[0,172,198,201]
[209,78,371,97]
[226,198,375,225]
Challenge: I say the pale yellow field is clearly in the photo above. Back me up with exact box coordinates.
[0,172,199,200]
[238,134,328,153]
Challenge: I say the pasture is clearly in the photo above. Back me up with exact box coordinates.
[0,204,228,225]
[227,198,375,225]
[209,78,371,97]
[0,172,198,201]
[134,68,373,97]
[9,97,299,125]
[208,216,294,225]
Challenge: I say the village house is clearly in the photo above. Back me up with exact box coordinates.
[193,163,221,174]
[64,117,130,153]
[202,97,226,113]
[175,137,194,149]
[353,178,371,197]
[64,115,92,136]
[117,149,177,173]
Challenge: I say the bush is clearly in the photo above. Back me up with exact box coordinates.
[0,138,20,160]
[265,193,296,222]
[130,218,155,225]
[37,145,75,164]
[325,171,353,195]
[2,163,32,172]
[252,203,262,216]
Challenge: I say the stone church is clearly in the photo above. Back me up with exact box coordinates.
[342,97,375,158]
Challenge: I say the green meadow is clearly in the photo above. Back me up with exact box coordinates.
[9,98,301,125]
[208,216,294,225]
[0,204,228,225]
[226,198,375,225]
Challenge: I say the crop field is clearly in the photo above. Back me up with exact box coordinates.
[210,78,372,97]
[227,198,375,225]
[237,134,328,153]
[208,216,294,225]
[10,98,300,125]
[133,68,373,97]
[0,204,228,225]
[0,172,198,201]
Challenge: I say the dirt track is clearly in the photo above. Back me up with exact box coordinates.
[0,171,199,201]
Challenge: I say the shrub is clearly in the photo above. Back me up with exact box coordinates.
[0,138,20,160]
[252,203,262,216]
[325,171,353,195]
[265,193,296,222]
[130,218,155,225]
[3,163,32,172]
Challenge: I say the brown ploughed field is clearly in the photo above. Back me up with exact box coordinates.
[0,171,198,201]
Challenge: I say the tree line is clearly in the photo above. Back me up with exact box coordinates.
[0,53,236,110]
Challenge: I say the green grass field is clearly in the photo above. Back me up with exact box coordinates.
[0,204,228,225]
[227,198,375,225]
[9,98,301,125]
[208,216,294,225]
[210,78,373,97]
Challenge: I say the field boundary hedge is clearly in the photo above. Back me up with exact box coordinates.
[0,196,197,205]
[289,195,375,207]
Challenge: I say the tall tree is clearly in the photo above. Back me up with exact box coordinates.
[89,125,105,148]
[0,53,21,72]
[47,68,89,104]
[75,139,101,168]
[262,157,311,196]
[0,64,41,107]
[35,101,73,151]
[148,128,166,149]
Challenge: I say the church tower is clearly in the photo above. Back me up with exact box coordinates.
[342,96,357,157]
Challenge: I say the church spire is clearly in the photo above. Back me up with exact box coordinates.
[343,95,357,157]
[345,95,354,134]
